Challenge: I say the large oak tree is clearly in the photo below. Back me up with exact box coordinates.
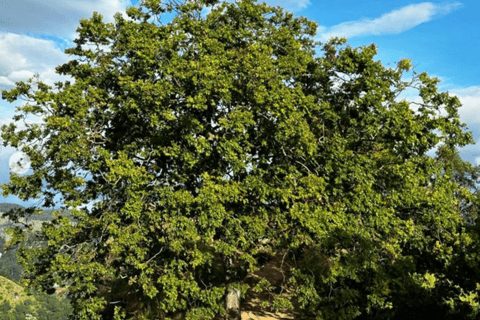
[2,0,480,319]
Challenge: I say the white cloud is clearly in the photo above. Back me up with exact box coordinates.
[444,86,480,165]
[0,77,14,88]
[265,0,311,12]
[397,84,480,125]
[451,86,480,124]
[0,33,64,74]
[0,0,132,39]
[316,1,463,42]
[389,82,480,160]
[201,0,311,17]
[0,32,71,91]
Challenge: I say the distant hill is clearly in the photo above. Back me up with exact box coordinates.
[0,203,70,221]
[0,203,25,214]
[0,203,72,242]
[0,203,72,219]
[0,275,30,306]
[0,204,74,319]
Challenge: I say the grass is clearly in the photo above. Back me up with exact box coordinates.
[0,275,32,306]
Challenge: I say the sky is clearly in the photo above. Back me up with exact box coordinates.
[0,0,479,207]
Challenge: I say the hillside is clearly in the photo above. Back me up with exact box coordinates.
[0,275,28,305]
[0,203,69,283]
[0,275,72,320]
[0,203,25,213]
[0,203,71,241]
[0,203,69,222]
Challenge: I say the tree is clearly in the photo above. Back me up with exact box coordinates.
[1,0,480,319]
[0,300,13,320]
[435,144,480,224]
[33,289,73,320]
[0,237,23,282]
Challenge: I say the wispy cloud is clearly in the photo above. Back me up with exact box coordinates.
[0,32,71,91]
[201,0,311,17]
[452,86,480,125]
[0,32,69,154]
[316,1,463,41]
[0,0,131,39]
[397,83,480,127]
[442,85,480,165]
[266,0,311,12]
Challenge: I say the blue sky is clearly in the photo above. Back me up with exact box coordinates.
[0,0,479,207]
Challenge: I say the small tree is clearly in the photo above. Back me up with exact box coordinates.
[2,0,480,319]
[0,300,13,320]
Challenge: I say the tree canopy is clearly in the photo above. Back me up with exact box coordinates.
[2,0,480,319]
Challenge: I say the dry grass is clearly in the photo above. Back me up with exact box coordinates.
[0,275,30,305]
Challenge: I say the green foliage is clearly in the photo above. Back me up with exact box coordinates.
[0,300,13,320]
[0,238,23,281]
[0,276,72,320]
[0,205,64,282]
[32,289,73,320]
[1,0,480,319]
[435,145,480,224]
